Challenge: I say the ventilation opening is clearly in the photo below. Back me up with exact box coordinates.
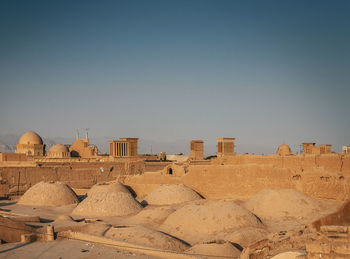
[168,168,173,175]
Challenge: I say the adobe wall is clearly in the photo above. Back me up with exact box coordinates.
[144,161,172,172]
[0,153,27,162]
[123,155,350,201]
[122,172,182,198]
[213,154,350,174]
[0,161,37,167]
[185,165,349,200]
[311,201,350,229]
[1,154,349,201]
[0,161,144,198]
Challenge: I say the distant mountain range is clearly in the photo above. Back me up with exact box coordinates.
[0,134,20,153]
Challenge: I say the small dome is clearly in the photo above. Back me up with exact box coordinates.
[49,144,69,153]
[18,181,79,206]
[144,184,202,205]
[276,144,292,156]
[18,131,43,145]
[72,192,142,217]
[87,181,131,196]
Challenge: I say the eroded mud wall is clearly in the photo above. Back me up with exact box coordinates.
[214,154,349,174]
[123,154,350,201]
[0,161,144,197]
[1,154,349,201]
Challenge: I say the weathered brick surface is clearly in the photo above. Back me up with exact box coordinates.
[307,241,350,258]
[320,225,349,233]
[306,243,331,254]
[333,243,350,255]
[0,161,143,197]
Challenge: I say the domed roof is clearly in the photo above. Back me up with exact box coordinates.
[49,144,69,153]
[276,144,292,156]
[144,184,202,205]
[160,200,263,244]
[72,192,142,217]
[87,181,132,196]
[244,189,322,221]
[18,181,79,206]
[18,131,43,145]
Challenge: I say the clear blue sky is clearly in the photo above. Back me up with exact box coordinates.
[0,0,349,154]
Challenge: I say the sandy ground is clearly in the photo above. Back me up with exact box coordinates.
[0,200,76,222]
[0,239,156,259]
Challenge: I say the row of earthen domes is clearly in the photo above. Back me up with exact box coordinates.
[18,131,68,153]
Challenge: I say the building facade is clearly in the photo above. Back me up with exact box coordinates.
[276,144,292,156]
[190,140,204,160]
[302,143,332,154]
[217,137,235,157]
[47,144,71,158]
[343,146,350,154]
[16,131,45,156]
[109,138,138,157]
[70,138,98,158]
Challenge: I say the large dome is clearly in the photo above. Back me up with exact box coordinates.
[276,144,292,156]
[49,144,69,153]
[244,189,323,221]
[18,131,43,145]
[160,200,263,244]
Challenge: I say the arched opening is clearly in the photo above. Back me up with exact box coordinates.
[168,168,173,175]
[70,150,80,157]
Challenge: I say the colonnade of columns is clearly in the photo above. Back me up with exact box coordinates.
[110,142,129,157]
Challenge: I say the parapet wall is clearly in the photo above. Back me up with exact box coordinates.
[186,164,349,200]
[0,161,144,198]
[1,154,349,201]
[213,154,350,174]
[123,154,350,201]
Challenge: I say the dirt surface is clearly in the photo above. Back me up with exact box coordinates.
[0,240,156,259]
[219,227,270,248]
[105,225,189,251]
[186,242,241,258]
[270,250,305,259]
[0,200,76,222]
[122,206,176,228]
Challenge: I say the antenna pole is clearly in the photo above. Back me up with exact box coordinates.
[86,128,90,139]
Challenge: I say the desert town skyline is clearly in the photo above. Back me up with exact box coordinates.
[1,129,349,155]
[1,128,350,258]
[1,1,349,154]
